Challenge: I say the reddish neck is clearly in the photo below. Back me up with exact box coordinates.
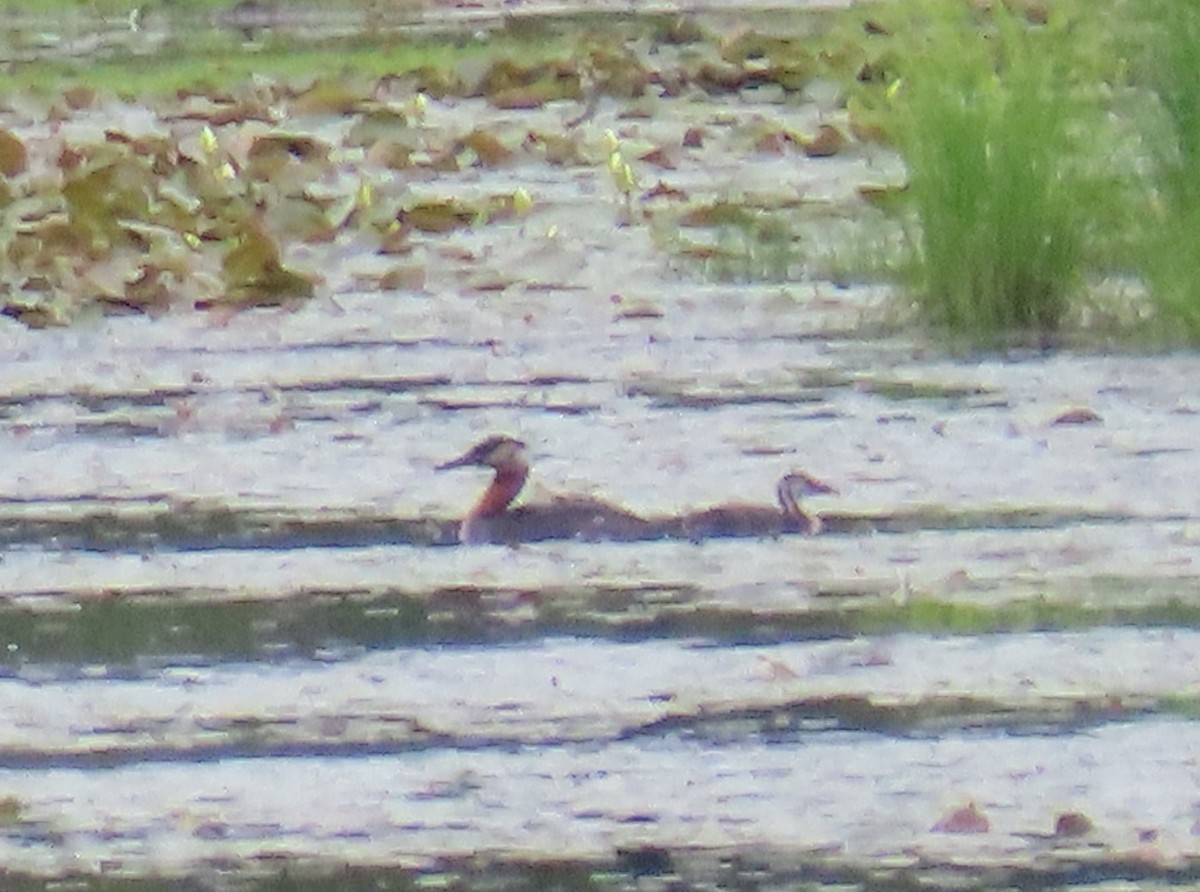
[459,467,527,545]
[469,467,527,520]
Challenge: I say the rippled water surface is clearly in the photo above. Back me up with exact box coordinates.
[2,2,1200,890]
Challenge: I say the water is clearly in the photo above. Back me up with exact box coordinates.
[1,2,1200,887]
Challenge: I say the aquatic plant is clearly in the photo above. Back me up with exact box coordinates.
[889,1,1089,345]
[1136,0,1200,341]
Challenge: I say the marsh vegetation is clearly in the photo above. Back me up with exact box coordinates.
[0,0,1196,344]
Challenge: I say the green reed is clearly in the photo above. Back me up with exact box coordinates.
[892,3,1088,345]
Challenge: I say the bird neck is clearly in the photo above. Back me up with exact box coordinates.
[458,466,528,545]
[775,476,799,516]
[470,465,528,520]
[776,476,820,535]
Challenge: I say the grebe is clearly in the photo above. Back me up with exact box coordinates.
[437,435,835,545]
[679,470,835,540]
[436,435,650,545]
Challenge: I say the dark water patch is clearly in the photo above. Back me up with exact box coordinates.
[0,732,467,772]
[624,373,999,411]
[7,584,1200,668]
[837,591,1200,637]
[420,398,599,415]
[0,691,1165,771]
[0,590,433,667]
[0,497,1144,552]
[635,693,1160,743]
[0,373,451,412]
[626,382,828,410]
[0,861,599,892]
[523,374,596,386]
[3,847,1200,892]
[72,389,193,412]
[854,377,997,402]
[0,388,195,419]
[145,335,456,356]
[0,582,719,667]
[278,373,452,395]
[70,419,167,439]
[0,501,457,551]
[821,506,1143,536]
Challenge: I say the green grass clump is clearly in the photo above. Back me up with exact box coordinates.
[1136,1,1200,340]
[891,3,1090,345]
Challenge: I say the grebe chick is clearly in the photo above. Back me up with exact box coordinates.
[775,471,837,535]
[436,435,648,545]
[679,470,836,540]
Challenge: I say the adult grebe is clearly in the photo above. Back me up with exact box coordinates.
[437,435,836,545]
[436,435,650,545]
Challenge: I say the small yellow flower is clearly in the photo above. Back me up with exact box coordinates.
[608,154,636,195]
[199,125,218,155]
